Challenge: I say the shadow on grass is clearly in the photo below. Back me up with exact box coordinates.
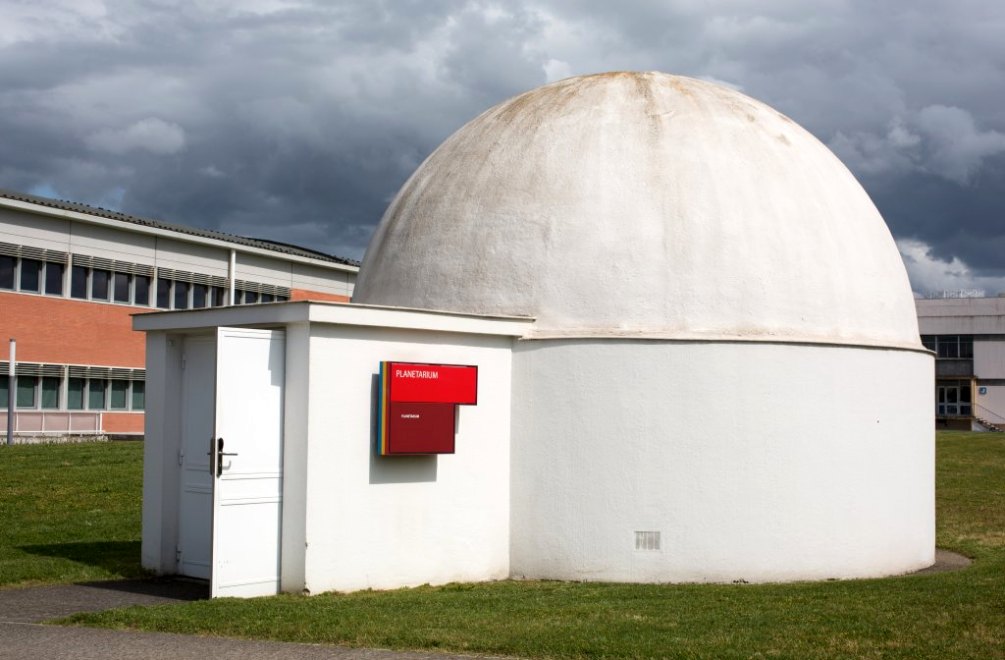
[18,541,209,600]
[19,540,143,576]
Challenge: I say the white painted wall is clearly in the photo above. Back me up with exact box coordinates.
[510,339,935,583]
[0,208,71,251]
[291,262,354,297]
[974,339,1005,380]
[236,252,296,289]
[154,237,230,277]
[917,297,1005,335]
[975,384,1005,423]
[237,253,356,296]
[71,221,158,264]
[297,323,516,593]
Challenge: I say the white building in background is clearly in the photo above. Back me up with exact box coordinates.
[139,72,935,598]
[917,296,1005,431]
[1,189,357,439]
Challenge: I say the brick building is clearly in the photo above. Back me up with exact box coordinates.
[1,189,358,438]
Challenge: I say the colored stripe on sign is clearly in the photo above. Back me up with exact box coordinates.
[377,361,390,455]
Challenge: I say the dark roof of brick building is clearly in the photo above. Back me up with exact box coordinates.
[0,188,360,268]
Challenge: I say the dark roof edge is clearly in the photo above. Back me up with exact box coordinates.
[0,187,361,268]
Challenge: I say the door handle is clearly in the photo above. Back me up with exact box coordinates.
[208,437,239,477]
[207,437,217,477]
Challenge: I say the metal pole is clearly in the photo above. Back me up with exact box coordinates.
[7,338,14,445]
[228,249,236,306]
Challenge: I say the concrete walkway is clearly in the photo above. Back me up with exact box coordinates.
[0,580,490,660]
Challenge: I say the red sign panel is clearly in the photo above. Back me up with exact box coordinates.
[377,361,478,456]
[386,402,456,454]
[386,362,478,405]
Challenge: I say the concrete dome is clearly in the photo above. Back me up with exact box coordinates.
[354,72,934,585]
[354,72,919,349]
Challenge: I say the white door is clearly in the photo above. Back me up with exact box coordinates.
[177,336,216,579]
[176,328,285,598]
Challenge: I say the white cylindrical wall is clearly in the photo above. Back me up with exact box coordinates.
[510,339,934,583]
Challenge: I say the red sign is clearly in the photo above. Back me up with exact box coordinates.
[386,362,478,405]
[377,361,478,456]
[386,402,456,454]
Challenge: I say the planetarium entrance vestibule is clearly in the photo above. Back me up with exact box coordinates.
[175,327,285,598]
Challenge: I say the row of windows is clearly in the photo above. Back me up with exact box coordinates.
[73,265,150,304]
[1,254,289,308]
[0,255,64,295]
[0,375,144,411]
[921,335,974,359]
[153,278,286,310]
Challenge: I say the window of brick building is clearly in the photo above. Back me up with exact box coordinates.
[1,255,15,289]
[131,381,145,410]
[113,272,131,303]
[16,376,36,408]
[19,259,41,292]
[41,377,60,409]
[45,262,64,295]
[71,265,88,299]
[87,378,106,410]
[91,269,110,300]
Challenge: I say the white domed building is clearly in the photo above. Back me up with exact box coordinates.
[137,72,934,597]
[354,72,934,583]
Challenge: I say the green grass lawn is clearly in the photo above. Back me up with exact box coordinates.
[0,441,144,587]
[2,434,1003,657]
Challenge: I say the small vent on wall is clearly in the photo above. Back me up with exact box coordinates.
[635,531,661,551]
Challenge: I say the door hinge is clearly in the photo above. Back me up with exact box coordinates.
[177,449,184,466]
[175,546,182,564]
[181,354,187,370]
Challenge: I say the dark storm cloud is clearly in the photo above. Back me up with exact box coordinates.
[1,0,1004,292]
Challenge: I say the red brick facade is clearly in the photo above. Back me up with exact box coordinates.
[2,292,149,435]
[289,288,351,303]
[1,291,146,367]
[103,412,144,434]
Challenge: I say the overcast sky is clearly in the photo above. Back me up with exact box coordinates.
[1,1,1003,295]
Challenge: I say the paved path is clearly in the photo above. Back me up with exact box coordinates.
[0,580,491,660]
[915,548,972,574]
[0,579,206,624]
